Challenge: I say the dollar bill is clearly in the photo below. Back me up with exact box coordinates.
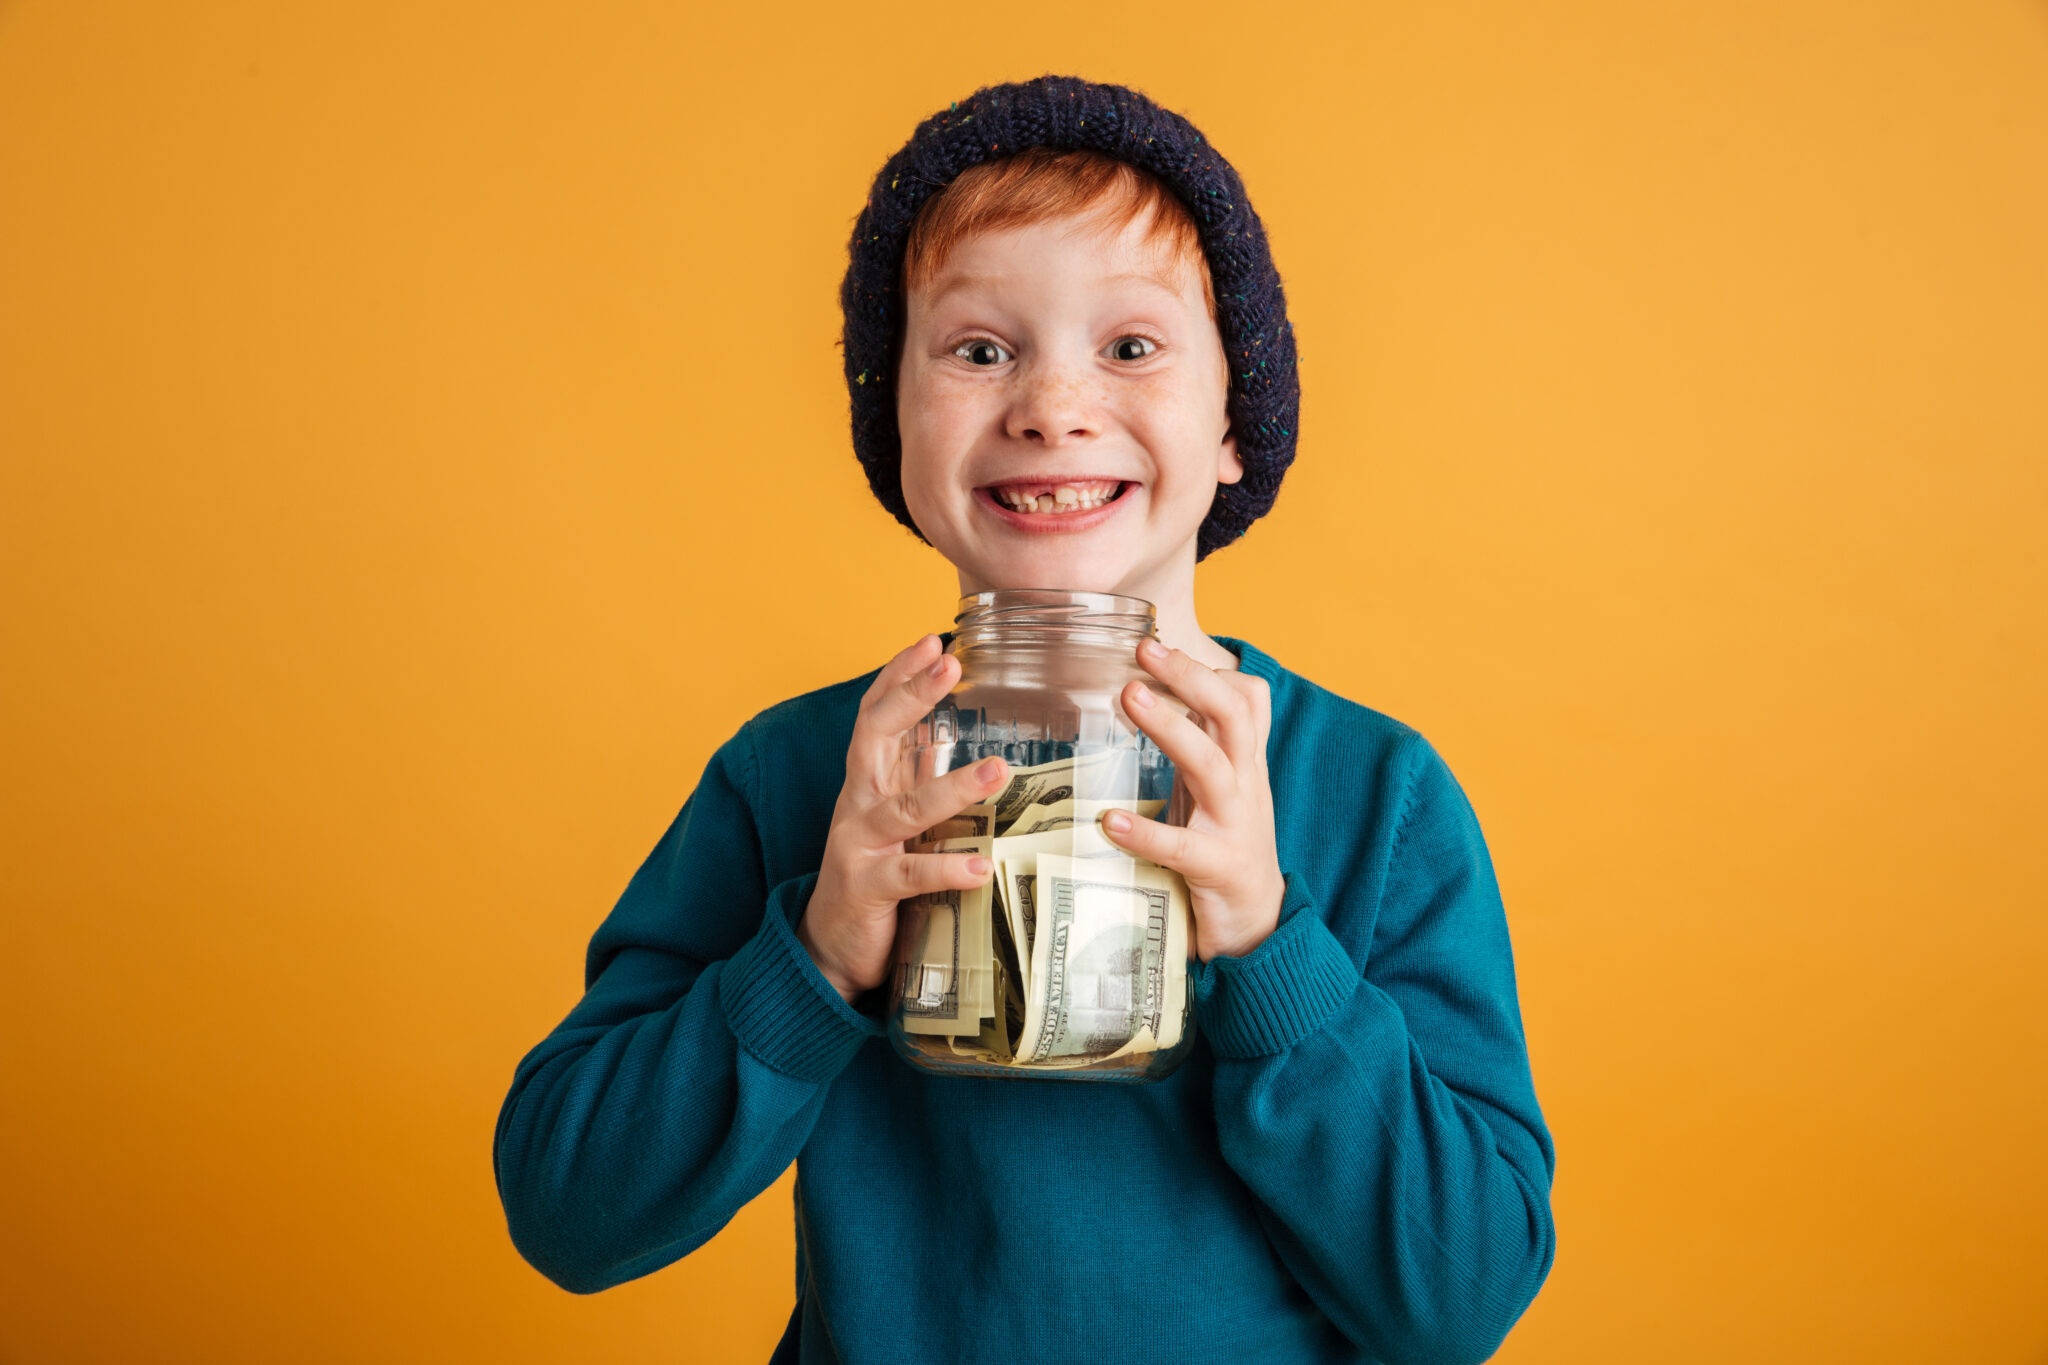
[946,952,1015,1062]
[1014,852,1191,1064]
[988,750,1137,834]
[902,747,1192,1067]
[991,901,1027,1029]
[895,833,995,1035]
[1002,796,1168,836]
[999,855,1038,1000]
[894,887,966,1036]
[913,802,993,847]
[991,820,1122,996]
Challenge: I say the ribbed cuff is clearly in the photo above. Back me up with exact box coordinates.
[719,872,886,1084]
[1191,874,1359,1058]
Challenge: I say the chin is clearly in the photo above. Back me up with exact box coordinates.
[966,545,1135,594]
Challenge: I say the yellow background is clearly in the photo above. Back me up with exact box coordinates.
[4,1,2044,1360]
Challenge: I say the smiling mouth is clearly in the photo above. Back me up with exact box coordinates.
[981,478,1132,515]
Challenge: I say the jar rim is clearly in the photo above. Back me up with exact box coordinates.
[952,588,1159,641]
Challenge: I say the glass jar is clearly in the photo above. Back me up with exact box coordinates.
[887,589,1199,1083]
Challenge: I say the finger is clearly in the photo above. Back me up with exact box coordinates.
[857,850,995,907]
[850,645,961,785]
[1121,679,1240,818]
[861,648,959,745]
[861,754,1009,848]
[860,633,945,708]
[1135,640,1259,770]
[1096,809,1229,883]
[1253,677,1272,769]
[1221,672,1273,772]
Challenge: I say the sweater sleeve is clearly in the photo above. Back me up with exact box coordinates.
[1191,733,1557,1365]
[492,727,885,1294]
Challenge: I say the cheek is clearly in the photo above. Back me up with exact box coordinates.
[1134,376,1228,486]
[898,442,948,527]
[900,378,989,454]
[898,389,977,523]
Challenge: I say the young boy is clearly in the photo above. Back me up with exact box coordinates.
[495,75,1555,1365]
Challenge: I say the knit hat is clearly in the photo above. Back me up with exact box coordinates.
[839,75,1299,561]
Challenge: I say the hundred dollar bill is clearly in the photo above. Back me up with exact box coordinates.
[997,855,1037,1002]
[946,952,1016,1062]
[1014,852,1192,1064]
[991,901,1026,1039]
[988,749,1137,834]
[895,833,995,1035]
[912,802,993,847]
[990,820,1121,998]
[1003,796,1168,836]
[893,888,966,1036]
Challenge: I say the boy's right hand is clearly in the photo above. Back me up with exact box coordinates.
[796,634,1007,1007]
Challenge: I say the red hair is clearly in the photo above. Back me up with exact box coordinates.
[900,146,1218,322]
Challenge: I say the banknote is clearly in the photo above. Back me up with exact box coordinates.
[1002,796,1168,836]
[901,750,1191,1066]
[895,833,995,1035]
[991,900,1027,1029]
[893,887,966,1036]
[946,952,1015,1062]
[913,802,993,847]
[991,820,1121,997]
[988,749,1140,833]
[1014,852,1191,1064]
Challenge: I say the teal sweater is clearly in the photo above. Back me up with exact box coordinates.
[494,638,1556,1364]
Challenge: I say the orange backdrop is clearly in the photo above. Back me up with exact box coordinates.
[4,2,2044,1360]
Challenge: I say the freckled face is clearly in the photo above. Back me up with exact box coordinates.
[894,204,1241,596]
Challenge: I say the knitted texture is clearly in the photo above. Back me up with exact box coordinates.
[495,639,1556,1361]
[839,75,1300,561]
[718,871,884,1084]
[1189,872,1361,1057]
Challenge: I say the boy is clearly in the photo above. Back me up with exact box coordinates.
[495,75,1555,1365]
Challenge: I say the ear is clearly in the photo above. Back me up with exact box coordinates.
[1216,419,1244,486]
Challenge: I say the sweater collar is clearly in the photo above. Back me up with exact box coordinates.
[1212,635,1283,685]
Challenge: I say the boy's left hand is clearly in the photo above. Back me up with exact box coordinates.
[1100,639,1287,963]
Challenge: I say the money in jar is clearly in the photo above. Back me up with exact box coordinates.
[887,589,1198,1082]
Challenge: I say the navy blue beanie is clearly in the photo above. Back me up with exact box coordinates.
[839,75,1299,561]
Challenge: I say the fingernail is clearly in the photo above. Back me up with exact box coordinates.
[1103,810,1132,834]
[927,656,950,679]
[1139,639,1168,662]
[1129,683,1156,710]
[967,856,992,875]
[977,757,1006,782]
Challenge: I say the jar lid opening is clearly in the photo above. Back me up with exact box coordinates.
[952,589,1158,643]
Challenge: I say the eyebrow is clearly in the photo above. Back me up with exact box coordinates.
[923,265,1188,307]
[1105,267,1189,297]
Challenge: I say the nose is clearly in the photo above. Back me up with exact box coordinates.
[1004,349,1099,447]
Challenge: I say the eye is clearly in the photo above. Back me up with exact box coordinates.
[1108,335,1158,362]
[953,338,1012,366]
